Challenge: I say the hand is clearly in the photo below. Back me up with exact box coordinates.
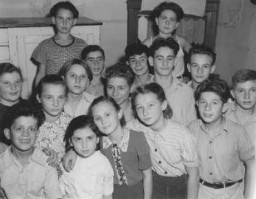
[62,149,77,172]
[43,148,59,167]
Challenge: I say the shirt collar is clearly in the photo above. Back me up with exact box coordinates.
[199,118,228,135]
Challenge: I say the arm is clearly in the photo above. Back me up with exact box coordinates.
[42,148,59,167]
[185,166,199,199]
[179,36,191,53]
[244,157,256,199]
[34,63,46,86]
[62,149,77,172]
[142,167,152,199]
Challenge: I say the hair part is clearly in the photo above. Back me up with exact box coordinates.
[81,45,105,60]
[64,115,101,152]
[194,79,231,103]
[59,58,93,82]
[89,96,126,127]
[232,69,256,89]
[131,82,172,119]
[50,1,79,18]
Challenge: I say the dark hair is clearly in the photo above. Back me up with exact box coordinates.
[36,74,67,97]
[59,58,93,82]
[131,82,172,119]
[188,43,217,65]
[89,96,126,127]
[149,37,180,57]
[103,62,135,87]
[231,69,256,89]
[50,1,79,18]
[64,115,101,152]
[0,63,22,79]
[81,45,105,60]
[3,100,45,130]
[125,43,149,58]
[151,1,184,35]
[195,79,231,103]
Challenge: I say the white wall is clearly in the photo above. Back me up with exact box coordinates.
[0,0,127,66]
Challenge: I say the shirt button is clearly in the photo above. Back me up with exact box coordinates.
[209,156,212,159]
[165,171,168,174]
[155,148,157,152]
[209,172,213,175]
[158,161,161,164]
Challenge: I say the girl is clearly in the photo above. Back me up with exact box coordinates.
[130,82,199,199]
[143,2,191,79]
[35,74,71,160]
[0,63,23,145]
[63,96,152,199]
[59,58,95,118]
[60,115,114,199]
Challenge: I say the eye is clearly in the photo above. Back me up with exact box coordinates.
[97,58,103,62]
[168,57,174,61]
[94,116,101,122]
[171,18,176,22]
[136,106,143,111]
[88,136,94,140]
[235,89,243,93]
[29,127,37,132]
[44,96,52,100]
[160,16,167,20]
[203,65,211,69]
[140,57,147,62]
[70,74,76,78]
[87,58,94,63]
[251,88,256,92]
[59,96,66,100]
[191,64,198,69]
[198,100,206,105]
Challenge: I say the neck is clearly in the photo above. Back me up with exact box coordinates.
[236,104,255,115]
[150,115,168,132]
[55,32,72,40]
[45,112,61,123]
[10,146,34,166]
[135,72,150,84]
[204,116,225,132]
[191,81,199,91]
[119,99,130,111]
[108,125,123,144]
[154,74,173,89]
[67,92,83,101]
[0,98,20,107]
[158,32,174,39]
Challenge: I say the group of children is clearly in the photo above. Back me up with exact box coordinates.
[0,1,255,199]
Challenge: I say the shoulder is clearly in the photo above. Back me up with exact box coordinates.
[173,79,194,94]
[0,143,8,154]
[83,91,96,102]
[166,120,192,135]
[176,35,191,51]
[31,148,50,167]
[142,36,154,47]
[37,37,55,47]
[226,119,247,134]
[59,112,72,124]
[73,36,87,45]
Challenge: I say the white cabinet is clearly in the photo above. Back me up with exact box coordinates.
[0,17,102,99]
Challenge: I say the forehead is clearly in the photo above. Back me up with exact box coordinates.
[56,8,74,17]
[68,64,87,73]
[86,51,104,58]
[191,54,213,64]
[135,92,158,103]
[235,80,256,89]
[12,116,38,127]
[92,101,115,114]
[159,9,177,18]
[107,77,128,86]
[154,47,175,57]
[129,53,147,59]
[42,83,65,94]
[73,127,95,137]
[0,72,21,80]
[199,91,222,101]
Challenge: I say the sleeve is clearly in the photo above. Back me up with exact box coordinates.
[44,166,63,199]
[31,40,47,65]
[133,131,152,170]
[103,159,114,196]
[237,125,255,162]
[181,127,199,168]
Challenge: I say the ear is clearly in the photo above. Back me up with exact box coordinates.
[125,60,129,66]
[222,102,229,113]
[210,65,216,73]
[69,138,73,147]
[36,94,41,103]
[96,137,100,144]
[155,18,159,26]
[187,63,191,72]
[230,89,235,99]
[175,22,180,29]
[4,129,11,140]
[161,100,168,111]
[51,16,56,25]
[118,109,123,120]
[148,56,154,67]
[73,18,77,26]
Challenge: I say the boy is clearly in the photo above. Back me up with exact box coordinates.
[32,1,87,86]
[149,37,196,126]
[125,43,154,92]
[226,69,256,146]
[0,101,62,199]
[188,79,255,199]
[81,45,105,97]
[187,44,216,91]
[103,62,135,122]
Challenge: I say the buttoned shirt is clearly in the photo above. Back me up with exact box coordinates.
[0,147,62,199]
[127,119,198,177]
[188,118,255,183]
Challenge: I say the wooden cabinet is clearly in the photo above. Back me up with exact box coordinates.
[0,17,102,99]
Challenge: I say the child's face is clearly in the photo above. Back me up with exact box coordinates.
[156,9,179,35]
[85,51,105,76]
[128,53,149,77]
[0,72,22,105]
[149,47,175,77]
[107,77,131,106]
[197,92,226,124]
[70,127,99,158]
[188,54,215,84]
[37,84,66,119]
[65,64,90,95]
[92,101,122,136]
[4,116,38,152]
[134,92,166,128]
[52,8,77,34]
[232,80,256,110]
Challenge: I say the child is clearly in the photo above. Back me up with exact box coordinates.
[32,1,87,86]
[130,82,199,199]
[103,63,135,122]
[188,79,255,199]
[187,43,216,91]
[0,63,23,145]
[226,69,256,147]
[143,1,191,78]
[35,74,71,160]
[60,115,114,199]
[81,45,105,97]
[0,101,62,199]
[59,58,95,117]
[125,43,154,92]
[149,37,196,126]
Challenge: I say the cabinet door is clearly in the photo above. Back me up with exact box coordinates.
[8,25,100,99]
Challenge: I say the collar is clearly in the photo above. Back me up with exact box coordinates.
[199,118,228,136]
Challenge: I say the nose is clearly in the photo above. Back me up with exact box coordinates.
[75,76,81,84]
[143,108,149,116]
[9,82,17,90]
[22,129,29,137]
[205,103,212,111]
[163,59,168,67]
[53,98,59,107]
[112,88,119,97]
[244,91,250,99]
[82,139,88,148]
[197,66,203,74]
[63,19,67,26]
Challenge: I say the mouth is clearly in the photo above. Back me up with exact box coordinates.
[19,139,31,144]
[9,92,19,96]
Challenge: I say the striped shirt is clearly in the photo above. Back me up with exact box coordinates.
[127,119,198,177]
